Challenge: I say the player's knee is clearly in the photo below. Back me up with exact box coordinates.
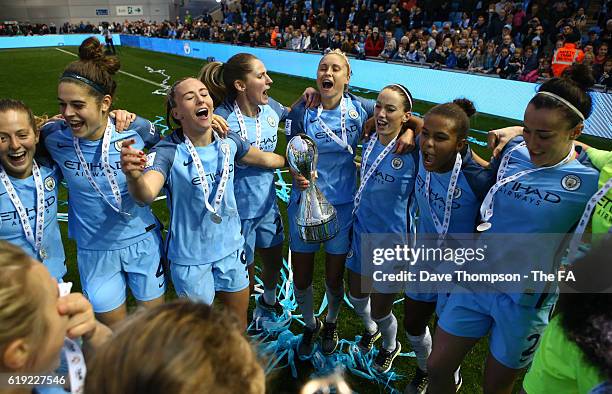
[403,315,428,336]
[427,350,454,378]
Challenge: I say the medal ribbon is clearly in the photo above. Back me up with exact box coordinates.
[234,101,262,149]
[184,134,230,217]
[73,120,127,215]
[479,142,575,228]
[567,177,612,260]
[425,152,462,236]
[316,97,353,154]
[57,283,86,394]
[353,133,398,213]
[0,160,45,259]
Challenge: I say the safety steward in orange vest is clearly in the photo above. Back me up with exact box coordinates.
[552,33,584,77]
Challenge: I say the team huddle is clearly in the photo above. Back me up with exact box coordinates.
[1,36,611,394]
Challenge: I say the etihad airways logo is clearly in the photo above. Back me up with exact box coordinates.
[190,164,235,186]
[1,196,56,221]
[500,181,562,205]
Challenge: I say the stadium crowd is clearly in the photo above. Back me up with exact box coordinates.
[1,0,611,86]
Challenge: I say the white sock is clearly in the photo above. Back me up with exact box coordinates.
[348,294,377,333]
[406,326,432,372]
[454,366,461,385]
[294,286,316,328]
[325,284,344,323]
[374,312,398,352]
[263,286,276,306]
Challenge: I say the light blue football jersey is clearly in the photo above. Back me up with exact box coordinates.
[215,97,288,219]
[354,138,418,235]
[0,160,66,279]
[42,117,160,250]
[146,130,250,264]
[415,146,493,234]
[485,137,599,305]
[286,93,374,205]
[487,137,599,234]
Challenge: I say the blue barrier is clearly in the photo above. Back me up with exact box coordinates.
[0,34,122,49]
[118,35,611,140]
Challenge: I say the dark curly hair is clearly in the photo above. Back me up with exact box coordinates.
[557,238,612,381]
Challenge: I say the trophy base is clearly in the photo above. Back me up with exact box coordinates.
[297,213,340,243]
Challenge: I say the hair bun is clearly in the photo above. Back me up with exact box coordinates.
[453,98,476,117]
[78,36,121,75]
[562,64,595,91]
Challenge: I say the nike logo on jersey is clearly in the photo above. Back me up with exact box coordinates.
[57,143,73,149]
[309,118,318,123]
[183,159,193,166]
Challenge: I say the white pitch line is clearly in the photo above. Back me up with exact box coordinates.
[54,47,166,88]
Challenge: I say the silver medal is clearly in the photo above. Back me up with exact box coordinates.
[477,222,492,232]
[211,213,222,224]
[39,248,48,260]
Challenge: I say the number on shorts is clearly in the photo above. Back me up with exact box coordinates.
[519,333,541,363]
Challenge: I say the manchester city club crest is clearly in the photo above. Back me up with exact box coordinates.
[183,42,191,55]
[561,174,581,191]
[453,187,462,199]
[114,140,124,152]
[391,157,403,170]
[348,109,359,119]
[44,176,56,191]
[267,116,276,127]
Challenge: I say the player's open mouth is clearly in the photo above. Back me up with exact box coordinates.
[262,88,269,98]
[321,79,334,89]
[69,120,84,131]
[376,119,388,128]
[423,152,436,167]
[8,151,27,165]
[195,108,209,119]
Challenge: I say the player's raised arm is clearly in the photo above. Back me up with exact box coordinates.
[121,138,164,205]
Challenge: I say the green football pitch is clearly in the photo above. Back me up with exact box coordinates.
[3,45,599,393]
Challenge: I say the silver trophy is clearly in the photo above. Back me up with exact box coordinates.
[287,134,339,243]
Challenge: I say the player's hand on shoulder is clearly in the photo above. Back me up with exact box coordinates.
[488,126,523,159]
[362,117,375,139]
[120,138,146,180]
[395,128,416,154]
[110,109,137,132]
[211,114,229,137]
[303,87,321,108]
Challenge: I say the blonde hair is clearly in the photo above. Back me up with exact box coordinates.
[320,49,352,91]
[0,241,45,369]
[85,300,265,394]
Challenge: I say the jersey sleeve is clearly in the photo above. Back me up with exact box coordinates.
[40,120,64,141]
[462,148,496,202]
[351,93,376,118]
[285,100,306,141]
[489,135,524,175]
[214,101,233,119]
[129,116,161,149]
[586,147,612,171]
[227,131,250,160]
[269,97,290,122]
[145,139,177,181]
